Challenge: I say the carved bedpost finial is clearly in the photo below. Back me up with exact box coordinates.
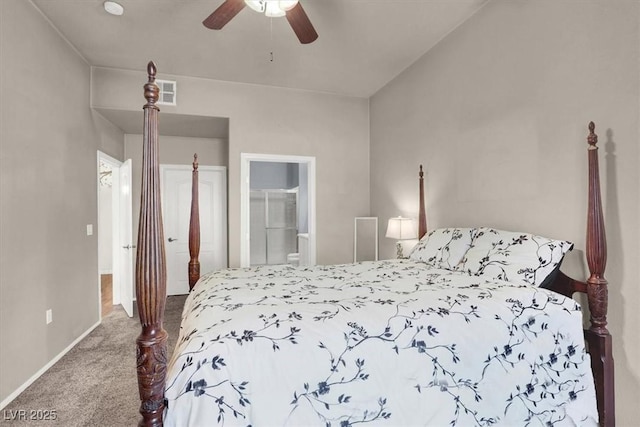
[147,61,157,80]
[193,153,199,170]
[419,164,424,179]
[144,61,159,107]
[588,121,598,147]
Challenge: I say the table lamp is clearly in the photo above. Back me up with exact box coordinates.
[385,216,416,259]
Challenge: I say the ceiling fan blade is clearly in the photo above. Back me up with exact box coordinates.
[203,0,246,30]
[286,3,318,44]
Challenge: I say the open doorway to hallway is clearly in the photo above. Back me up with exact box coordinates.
[97,151,134,319]
[97,153,118,317]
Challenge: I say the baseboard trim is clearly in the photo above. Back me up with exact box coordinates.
[0,320,101,410]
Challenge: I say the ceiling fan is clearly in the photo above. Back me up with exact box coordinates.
[203,0,318,44]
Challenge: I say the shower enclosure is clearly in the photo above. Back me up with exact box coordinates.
[250,189,298,265]
[249,161,308,266]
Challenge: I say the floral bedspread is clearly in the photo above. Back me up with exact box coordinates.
[164,260,597,426]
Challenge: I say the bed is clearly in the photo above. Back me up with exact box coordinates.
[134,62,614,426]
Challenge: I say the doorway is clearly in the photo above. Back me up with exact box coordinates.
[240,154,316,268]
[97,152,134,319]
[98,156,116,317]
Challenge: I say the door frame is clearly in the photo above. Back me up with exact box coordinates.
[240,153,316,268]
[96,151,123,319]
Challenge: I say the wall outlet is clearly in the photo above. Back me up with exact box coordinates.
[86,224,93,236]
[46,309,53,324]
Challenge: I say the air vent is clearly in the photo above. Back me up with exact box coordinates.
[156,79,176,106]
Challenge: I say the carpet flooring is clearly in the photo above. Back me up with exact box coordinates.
[1,295,187,426]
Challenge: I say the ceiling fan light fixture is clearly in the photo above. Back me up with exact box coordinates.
[208,0,315,43]
[244,0,265,13]
[265,2,286,18]
[103,1,124,16]
[245,0,297,17]
[278,0,299,11]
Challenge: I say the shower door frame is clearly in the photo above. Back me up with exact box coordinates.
[240,153,316,268]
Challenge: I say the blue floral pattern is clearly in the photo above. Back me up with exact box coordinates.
[459,228,574,287]
[164,260,597,426]
[408,228,475,270]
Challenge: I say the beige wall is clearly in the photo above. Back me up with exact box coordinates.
[370,0,639,424]
[0,0,124,404]
[92,68,371,266]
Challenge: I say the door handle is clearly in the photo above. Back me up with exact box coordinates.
[122,245,136,249]
[168,237,178,242]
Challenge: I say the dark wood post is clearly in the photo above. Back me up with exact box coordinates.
[188,153,201,290]
[584,121,614,427]
[135,61,168,427]
[418,165,427,239]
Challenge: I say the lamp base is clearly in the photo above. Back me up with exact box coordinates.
[395,241,404,259]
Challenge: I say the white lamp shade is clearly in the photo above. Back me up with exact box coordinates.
[385,217,416,240]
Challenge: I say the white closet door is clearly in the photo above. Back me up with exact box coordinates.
[162,165,227,295]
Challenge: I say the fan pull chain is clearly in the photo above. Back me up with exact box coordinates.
[269,17,274,62]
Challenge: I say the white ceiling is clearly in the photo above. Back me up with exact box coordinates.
[32,0,487,98]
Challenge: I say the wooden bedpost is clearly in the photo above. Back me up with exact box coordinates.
[135,61,167,427]
[584,122,614,427]
[418,165,427,239]
[188,153,201,290]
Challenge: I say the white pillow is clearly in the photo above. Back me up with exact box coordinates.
[408,228,475,270]
[459,227,573,286]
